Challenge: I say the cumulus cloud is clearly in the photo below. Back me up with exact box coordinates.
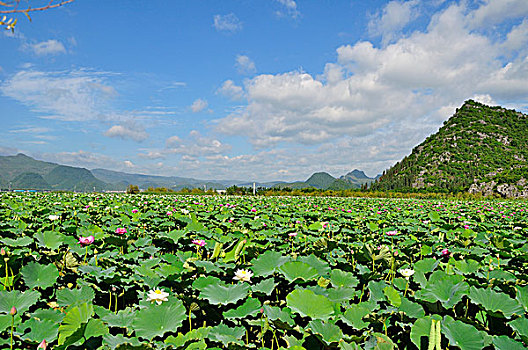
[190,98,208,113]
[28,39,66,55]
[468,0,528,28]
[104,124,148,142]
[215,1,528,173]
[213,13,242,32]
[368,0,419,45]
[236,55,256,75]
[217,80,245,100]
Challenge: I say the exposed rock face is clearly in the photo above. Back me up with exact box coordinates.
[469,181,497,197]
[469,178,528,198]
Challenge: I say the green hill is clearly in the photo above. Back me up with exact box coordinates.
[12,172,51,190]
[305,172,336,189]
[339,169,377,188]
[44,165,107,191]
[0,153,57,180]
[372,100,528,197]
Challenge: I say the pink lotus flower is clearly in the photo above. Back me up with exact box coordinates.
[166,211,173,216]
[251,208,256,212]
[192,239,206,247]
[132,209,138,213]
[386,230,398,236]
[463,225,469,229]
[289,232,298,237]
[115,227,127,235]
[441,248,450,256]
[78,236,95,246]
[37,340,47,350]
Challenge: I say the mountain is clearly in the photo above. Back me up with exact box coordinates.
[340,169,378,188]
[44,165,107,191]
[0,153,57,180]
[372,100,528,198]
[305,172,336,189]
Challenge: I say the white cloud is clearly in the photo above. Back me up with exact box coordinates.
[213,13,242,33]
[275,0,300,19]
[469,0,528,28]
[28,39,66,55]
[166,130,231,157]
[104,125,148,142]
[217,80,245,100]
[236,55,256,75]
[215,1,528,172]
[190,98,208,113]
[369,0,419,45]
[0,69,116,122]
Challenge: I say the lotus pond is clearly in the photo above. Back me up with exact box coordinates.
[1,193,528,349]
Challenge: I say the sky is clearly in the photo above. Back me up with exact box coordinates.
[1,0,527,182]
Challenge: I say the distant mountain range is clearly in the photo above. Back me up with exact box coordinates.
[0,153,377,192]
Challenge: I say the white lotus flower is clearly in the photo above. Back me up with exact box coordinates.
[146,289,170,305]
[233,269,253,282]
[48,215,60,221]
[400,268,415,279]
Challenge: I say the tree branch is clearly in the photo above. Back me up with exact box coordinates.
[0,0,74,14]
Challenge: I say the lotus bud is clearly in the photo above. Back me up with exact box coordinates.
[37,340,47,349]
[9,306,17,316]
[0,247,5,255]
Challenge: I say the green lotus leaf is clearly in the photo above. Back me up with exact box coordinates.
[102,334,143,349]
[30,308,65,323]
[223,298,261,319]
[278,261,318,283]
[442,315,484,350]
[20,318,59,343]
[200,282,249,305]
[85,318,109,339]
[468,286,523,318]
[0,314,21,332]
[208,323,245,345]
[58,302,94,345]
[132,299,186,340]
[21,261,59,289]
[192,276,221,291]
[410,316,435,349]
[330,269,359,288]
[368,280,388,302]
[34,230,65,250]
[517,285,528,313]
[56,286,95,307]
[1,236,33,247]
[193,260,223,274]
[101,307,136,330]
[263,305,294,326]
[340,305,370,330]
[492,335,526,350]
[327,287,357,303]
[398,297,425,319]
[250,250,289,277]
[251,277,277,294]
[383,286,402,307]
[453,259,480,275]
[413,258,439,275]
[414,271,468,309]
[509,317,528,341]
[365,332,396,350]
[308,319,343,345]
[429,211,440,222]
[298,254,330,276]
[286,289,334,320]
[0,289,40,315]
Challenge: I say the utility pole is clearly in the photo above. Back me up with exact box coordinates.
[253,182,256,195]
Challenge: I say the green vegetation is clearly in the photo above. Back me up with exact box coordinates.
[372,100,528,197]
[1,193,528,349]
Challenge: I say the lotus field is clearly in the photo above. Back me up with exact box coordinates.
[1,193,528,349]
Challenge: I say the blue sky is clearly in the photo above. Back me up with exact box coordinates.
[1,0,528,181]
